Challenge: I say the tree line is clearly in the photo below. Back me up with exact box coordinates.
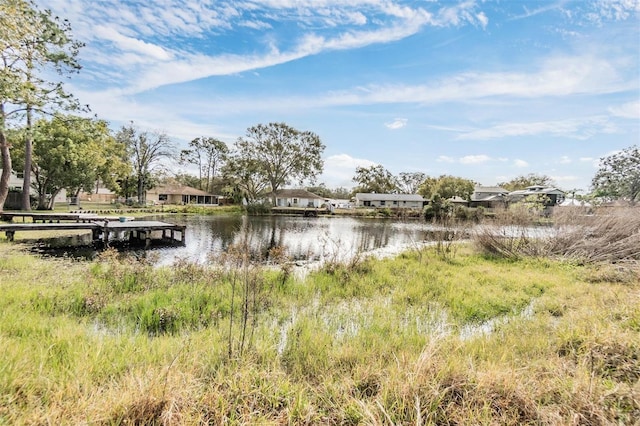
[1,1,638,211]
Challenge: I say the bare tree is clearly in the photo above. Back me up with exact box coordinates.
[116,123,174,204]
[179,137,228,192]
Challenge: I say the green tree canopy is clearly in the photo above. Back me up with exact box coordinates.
[592,145,640,204]
[226,122,325,204]
[352,164,399,194]
[305,184,352,199]
[498,173,555,191]
[418,175,475,200]
[11,115,121,209]
[0,0,83,210]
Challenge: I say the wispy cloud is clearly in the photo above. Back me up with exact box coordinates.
[385,118,408,129]
[459,155,491,164]
[436,154,494,165]
[514,159,529,168]
[437,155,456,163]
[40,0,493,95]
[508,1,566,21]
[585,0,640,24]
[609,100,640,119]
[457,116,617,141]
[93,25,173,61]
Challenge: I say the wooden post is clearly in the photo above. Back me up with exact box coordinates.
[102,227,110,246]
[6,231,15,241]
[144,230,151,249]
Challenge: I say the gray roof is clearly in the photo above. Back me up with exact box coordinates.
[274,189,324,199]
[509,186,565,196]
[474,186,508,193]
[471,186,509,201]
[355,193,425,202]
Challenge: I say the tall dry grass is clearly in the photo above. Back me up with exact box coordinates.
[548,207,640,264]
[473,206,640,266]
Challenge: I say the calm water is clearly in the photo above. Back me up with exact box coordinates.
[149,215,448,266]
[31,215,457,265]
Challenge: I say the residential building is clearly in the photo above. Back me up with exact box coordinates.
[354,193,425,209]
[470,186,509,208]
[270,189,324,208]
[507,185,565,206]
[146,184,220,205]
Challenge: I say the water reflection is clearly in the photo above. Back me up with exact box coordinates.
[151,215,437,266]
[28,215,450,265]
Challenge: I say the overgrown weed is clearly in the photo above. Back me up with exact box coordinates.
[0,239,638,424]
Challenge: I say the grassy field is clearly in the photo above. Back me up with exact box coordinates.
[0,237,638,424]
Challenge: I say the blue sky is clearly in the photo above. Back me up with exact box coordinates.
[39,0,639,192]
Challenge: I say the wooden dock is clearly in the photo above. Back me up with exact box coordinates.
[0,212,103,223]
[0,216,186,248]
[271,207,329,217]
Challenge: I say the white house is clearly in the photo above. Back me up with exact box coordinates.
[270,189,324,208]
[146,184,220,205]
[0,169,67,208]
[354,193,425,209]
[507,185,565,206]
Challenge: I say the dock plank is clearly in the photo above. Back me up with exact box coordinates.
[0,220,186,247]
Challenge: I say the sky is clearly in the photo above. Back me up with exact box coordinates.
[38,0,640,193]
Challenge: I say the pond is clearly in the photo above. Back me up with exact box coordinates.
[29,214,463,265]
[149,215,456,266]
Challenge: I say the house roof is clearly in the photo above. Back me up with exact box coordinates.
[273,189,324,199]
[355,193,425,202]
[474,186,508,194]
[471,186,509,202]
[448,196,469,203]
[509,186,565,196]
[150,184,216,196]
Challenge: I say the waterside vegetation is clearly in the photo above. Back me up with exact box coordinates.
[1,209,639,424]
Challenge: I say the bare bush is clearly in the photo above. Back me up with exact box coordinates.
[473,206,640,266]
[472,205,544,259]
[547,207,640,264]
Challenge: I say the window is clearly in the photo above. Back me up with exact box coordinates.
[380,200,386,206]
[293,198,298,205]
[159,194,168,201]
[364,200,371,207]
[393,201,398,205]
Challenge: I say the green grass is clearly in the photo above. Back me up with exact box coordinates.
[0,240,638,424]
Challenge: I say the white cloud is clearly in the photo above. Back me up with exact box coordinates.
[94,25,173,61]
[457,116,617,141]
[39,0,500,95]
[320,154,377,187]
[558,156,572,164]
[609,100,640,119]
[586,0,640,24]
[459,154,491,164]
[385,118,408,129]
[514,159,529,168]
[551,175,579,184]
[437,155,456,163]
